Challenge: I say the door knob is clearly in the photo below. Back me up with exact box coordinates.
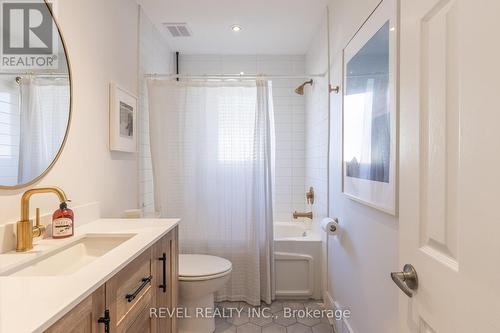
[391,264,418,297]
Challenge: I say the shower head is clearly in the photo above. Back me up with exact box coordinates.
[295,79,313,95]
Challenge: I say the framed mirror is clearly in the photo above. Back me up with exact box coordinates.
[0,0,71,189]
[342,0,397,215]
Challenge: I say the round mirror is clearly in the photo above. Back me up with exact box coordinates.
[0,0,71,189]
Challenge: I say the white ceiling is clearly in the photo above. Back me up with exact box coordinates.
[137,0,329,55]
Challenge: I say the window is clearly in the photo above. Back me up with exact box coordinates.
[217,86,257,162]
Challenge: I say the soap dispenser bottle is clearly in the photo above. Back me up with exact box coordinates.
[52,201,74,239]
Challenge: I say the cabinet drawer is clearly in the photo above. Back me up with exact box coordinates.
[126,304,153,333]
[106,249,154,332]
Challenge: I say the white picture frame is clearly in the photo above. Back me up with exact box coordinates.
[109,83,137,153]
[342,0,398,215]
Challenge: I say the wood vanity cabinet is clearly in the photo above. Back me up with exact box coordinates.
[45,226,178,333]
[152,228,178,333]
[44,285,106,333]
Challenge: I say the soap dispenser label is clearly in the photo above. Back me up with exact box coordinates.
[53,218,73,237]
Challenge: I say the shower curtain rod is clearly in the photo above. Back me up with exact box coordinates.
[144,73,326,80]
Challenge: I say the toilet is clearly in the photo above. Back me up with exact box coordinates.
[178,254,232,333]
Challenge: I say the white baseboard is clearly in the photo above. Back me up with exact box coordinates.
[322,290,354,333]
[323,290,335,317]
[343,318,354,333]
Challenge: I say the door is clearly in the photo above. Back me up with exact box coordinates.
[398,0,500,332]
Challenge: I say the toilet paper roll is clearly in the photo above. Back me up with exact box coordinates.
[321,217,339,235]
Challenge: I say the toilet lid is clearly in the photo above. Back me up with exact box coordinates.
[179,254,232,278]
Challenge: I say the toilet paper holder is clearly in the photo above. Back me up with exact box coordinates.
[321,217,340,235]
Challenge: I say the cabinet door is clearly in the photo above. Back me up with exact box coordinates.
[106,249,155,333]
[45,285,105,333]
[153,226,178,333]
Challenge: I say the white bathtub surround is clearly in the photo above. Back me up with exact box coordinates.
[303,10,331,314]
[274,222,322,300]
[274,222,320,241]
[305,8,330,237]
[148,79,275,305]
[0,218,179,332]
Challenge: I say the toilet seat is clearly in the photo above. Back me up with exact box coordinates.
[179,254,232,281]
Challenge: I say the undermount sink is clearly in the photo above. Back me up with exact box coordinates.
[4,234,136,277]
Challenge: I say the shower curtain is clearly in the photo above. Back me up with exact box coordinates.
[148,79,275,305]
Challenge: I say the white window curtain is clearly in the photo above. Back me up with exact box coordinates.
[147,79,275,305]
[18,77,70,183]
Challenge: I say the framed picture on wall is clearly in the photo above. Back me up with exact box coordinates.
[109,83,137,153]
[342,0,397,215]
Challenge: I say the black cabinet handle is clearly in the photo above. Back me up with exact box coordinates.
[125,275,152,302]
[158,253,167,293]
[98,309,110,333]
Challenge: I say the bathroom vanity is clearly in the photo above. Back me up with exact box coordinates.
[0,1,179,332]
[0,218,179,333]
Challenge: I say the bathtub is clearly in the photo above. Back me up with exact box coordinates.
[274,222,322,299]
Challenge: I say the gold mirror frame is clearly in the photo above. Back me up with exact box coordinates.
[0,0,73,190]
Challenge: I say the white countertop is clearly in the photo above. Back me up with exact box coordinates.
[0,218,179,333]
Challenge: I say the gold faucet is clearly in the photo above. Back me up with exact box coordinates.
[16,187,68,252]
[306,187,315,205]
[293,211,313,220]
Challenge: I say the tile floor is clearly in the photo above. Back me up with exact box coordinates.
[214,300,336,333]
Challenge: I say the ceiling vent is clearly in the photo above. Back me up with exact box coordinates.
[163,23,192,37]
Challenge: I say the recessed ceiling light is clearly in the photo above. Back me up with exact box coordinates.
[240,72,245,75]
[231,25,242,32]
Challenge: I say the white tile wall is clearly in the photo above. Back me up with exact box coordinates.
[304,75,329,231]
[138,8,172,216]
[180,54,307,222]
[304,15,330,310]
[305,15,330,233]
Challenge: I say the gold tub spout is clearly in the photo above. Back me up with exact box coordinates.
[293,211,313,220]
[16,187,68,252]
